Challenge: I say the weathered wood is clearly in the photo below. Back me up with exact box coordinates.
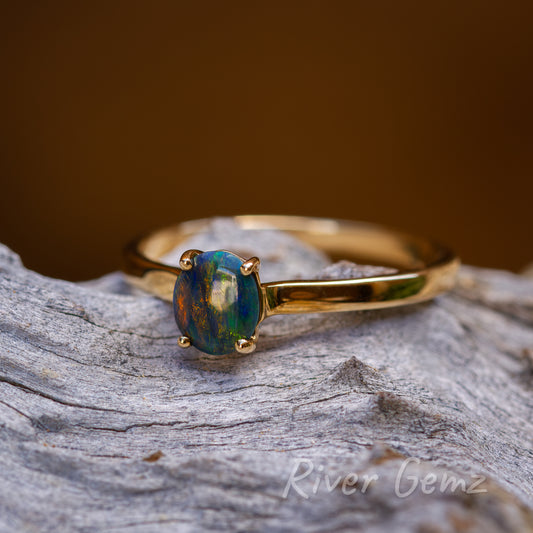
[0,219,532,532]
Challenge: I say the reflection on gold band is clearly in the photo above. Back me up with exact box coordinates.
[123,215,459,320]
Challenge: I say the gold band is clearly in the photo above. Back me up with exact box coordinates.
[123,215,459,319]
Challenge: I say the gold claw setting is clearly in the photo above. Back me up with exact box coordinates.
[174,250,263,356]
[235,334,258,354]
[179,249,202,271]
[177,335,192,348]
[240,257,260,276]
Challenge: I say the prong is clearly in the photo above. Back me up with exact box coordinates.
[177,335,191,348]
[179,249,202,271]
[240,257,260,276]
[235,334,257,354]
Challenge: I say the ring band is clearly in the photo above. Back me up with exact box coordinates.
[123,215,459,356]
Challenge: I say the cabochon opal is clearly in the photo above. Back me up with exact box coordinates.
[173,251,261,355]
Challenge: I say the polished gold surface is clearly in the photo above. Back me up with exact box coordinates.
[177,335,191,349]
[235,335,257,355]
[240,257,261,276]
[123,215,460,318]
[179,249,202,271]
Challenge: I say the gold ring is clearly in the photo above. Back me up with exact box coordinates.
[123,215,459,356]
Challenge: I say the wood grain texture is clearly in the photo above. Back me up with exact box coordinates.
[0,219,532,532]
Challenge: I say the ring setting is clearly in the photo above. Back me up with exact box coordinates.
[123,216,460,357]
[173,250,262,356]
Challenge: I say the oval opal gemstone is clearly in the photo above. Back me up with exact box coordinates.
[173,251,261,355]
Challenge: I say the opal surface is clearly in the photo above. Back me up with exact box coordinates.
[173,251,261,355]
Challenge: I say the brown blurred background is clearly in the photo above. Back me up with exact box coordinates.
[0,1,532,281]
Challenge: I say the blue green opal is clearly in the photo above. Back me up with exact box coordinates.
[173,251,260,355]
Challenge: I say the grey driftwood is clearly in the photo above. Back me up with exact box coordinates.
[0,218,532,533]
